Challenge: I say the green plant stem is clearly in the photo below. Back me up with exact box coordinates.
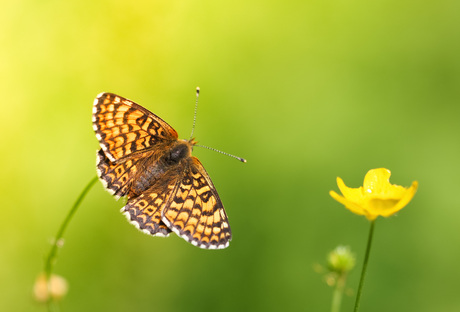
[43,176,98,307]
[353,220,376,312]
[331,273,347,312]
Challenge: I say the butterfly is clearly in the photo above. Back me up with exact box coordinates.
[92,92,232,249]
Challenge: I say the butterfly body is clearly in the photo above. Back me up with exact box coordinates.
[127,139,194,198]
[93,93,231,249]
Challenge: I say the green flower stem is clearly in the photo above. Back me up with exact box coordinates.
[331,273,347,312]
[353,220,376,312]
[44,176,98,305]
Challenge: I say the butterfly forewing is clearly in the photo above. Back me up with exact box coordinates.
[92,92,178,162]
[162,157,232,249]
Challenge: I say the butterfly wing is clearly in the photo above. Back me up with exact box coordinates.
[121,185,177,237]
[92,92,178,163]
[96,149,141,199]
[162,157,231,249]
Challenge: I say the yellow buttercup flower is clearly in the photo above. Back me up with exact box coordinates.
[329,168,418,221]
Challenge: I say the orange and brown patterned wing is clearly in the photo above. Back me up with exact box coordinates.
[92,92,178,163]
[121,183,177,237]
[96,149,140,199]
[162,157,231,249]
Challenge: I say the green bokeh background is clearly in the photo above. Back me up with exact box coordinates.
[2,1,459,311]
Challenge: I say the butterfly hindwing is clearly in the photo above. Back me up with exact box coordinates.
[96,149,140,199]
[92,92,178,163]
[162,157,231,249]
[122,186,177,237]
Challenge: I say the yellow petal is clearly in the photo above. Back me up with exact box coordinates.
[336,177,365,205]
[366,198,400,214]
[363,168,406,198]
[329,190,366,216]
[379,181,418,217]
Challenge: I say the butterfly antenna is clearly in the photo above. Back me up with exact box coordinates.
[190,87,246,163]
[196,144,247,163]
[189,87,200,141]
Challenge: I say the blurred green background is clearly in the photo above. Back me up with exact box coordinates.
[1,0,459,311]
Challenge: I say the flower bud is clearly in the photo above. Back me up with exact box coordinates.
[327,245,355,274]
[33,273,68,303]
